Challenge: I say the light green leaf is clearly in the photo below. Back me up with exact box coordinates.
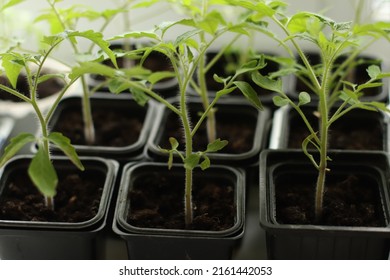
[70,61,118,80]
[169,137,179,149]
[37,73,66,84]
[0,133,36,167]
[206,138,228,153]
[130,87,150,106]
[273,96,289,107]
[184,154,200,170]
[298,91,311,106]
[233,81,263,110]
[147,71,176,85]
[1,53,24,88]
[200,156,210,170]
[47,132,84,171]
[252,71,283,93]
[367,65,381,80]
[216,87,236,97]
[66,30,118,68]
[28,147,58,198]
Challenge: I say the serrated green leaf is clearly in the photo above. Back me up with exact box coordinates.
[1,53,24,88]
[0,133,35,167]
[47,132,84,171]
[273,96,289,107]
[206,138,228,153]
[184,154,200,170]
[252,71,283,94]
[233,81,263,110]
[298,91,311,106]
[28,147,58,198]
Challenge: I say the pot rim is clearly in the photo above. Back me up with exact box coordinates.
[114,161,245,238]
[0,155,119,231]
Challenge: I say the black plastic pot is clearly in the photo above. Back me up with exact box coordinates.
[113,161,245,259]
[288,53,388,103]
[87,41,178,98]
[259,150,390,259]
[269,105,390,151]
[46,94,155,163]
[0,155,119,259]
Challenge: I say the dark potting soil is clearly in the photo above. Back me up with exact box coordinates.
[0,168,105,223]
[159,109,256,154]
[0,74,64,102]
[288,110,384,150]
[275,172,386,227]
[52,106,144,147]
[128,172,236,231]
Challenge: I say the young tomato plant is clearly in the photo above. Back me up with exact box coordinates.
[73,1,264,228]
[0,30,117,210]
[35,0,158,145]
[235,0,390,221]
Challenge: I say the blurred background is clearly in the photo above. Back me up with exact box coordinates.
[1,0,389,63]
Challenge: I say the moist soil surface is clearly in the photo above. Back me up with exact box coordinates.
[53,106,145,147]
[0,74,64,102]
[288,110,384,150]
[275,171,386,227]
[128,172,236,231]
[0,168,105,223]
[159,108,256,154]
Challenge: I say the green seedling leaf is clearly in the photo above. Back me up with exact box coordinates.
[169,137,179,149]
[37,73,66,84]
[298,91,311,106]
[70,61,118,80]
[130,87,150,106]
[66,30,118,68]
[213,73,226,84]
[200,156,210,170]
[206,138,228,153]
[367,65,381,80]
[0,133,36,167]
[302,133,320,170]
[273,96,289,107]
[1,53,24,88]
[28,147,58,198]
[216,87,236,97]
[357,82,383,92]
[252,71,283,94]
[109,31,160,42]
[47,132,84,171]
[147,71,176,85]
[184,154,201,170]
[233,81,263,110]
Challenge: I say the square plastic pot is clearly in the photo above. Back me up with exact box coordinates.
[259,150,390,259]
[0,155,119,259]
[113,161,245,259]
